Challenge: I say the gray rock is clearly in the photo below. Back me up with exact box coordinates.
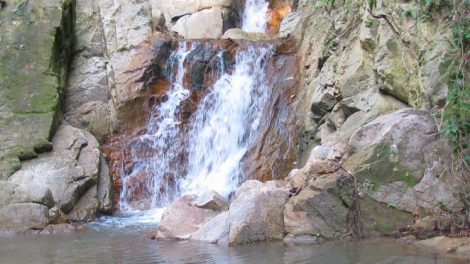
[279,11,301,38]
[191,211,229,244]
[222,28,272,41]
[193,190,228,211]
[284,173,348,239]
[98,156,113,214]
[171,7,232,39]
[228,180,289,245]
[9,125,101,215]
[157,195,220,240]
[151,0,234,21]
[0,204,50,233]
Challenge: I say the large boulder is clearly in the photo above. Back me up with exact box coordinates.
[151,0,235,21]
[171,7,236,39]
[191,211,230,244]
[0,124,112,233]
[228,180,289,245]
[157,194,225,240]
[343,108,464,215]
[9,125,101,214]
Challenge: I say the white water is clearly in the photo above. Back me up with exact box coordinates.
[180,47,272,198]
[120,42,193,211]
[242,0,270,33]
[116,1,273,224]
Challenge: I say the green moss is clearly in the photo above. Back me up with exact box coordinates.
[359,196,414,235]
[0,0,76,178]
[343,143,419,190]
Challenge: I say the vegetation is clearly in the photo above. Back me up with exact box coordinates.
[442,1,470,168]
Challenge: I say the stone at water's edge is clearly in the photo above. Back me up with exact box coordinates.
[156,194,224,240]
[0,125,112,233]
[0,0,75,179]
[228,180,289,245]
[157,181,290,245]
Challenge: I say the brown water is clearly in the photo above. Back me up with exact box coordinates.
[0,223,467,264]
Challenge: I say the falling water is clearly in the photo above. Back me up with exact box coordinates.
[119,0,273,212]
[242,0,270,33]
[180,47,272,198]
[120,42,193,210]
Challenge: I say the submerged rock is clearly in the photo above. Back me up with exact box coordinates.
[414,236,470,258]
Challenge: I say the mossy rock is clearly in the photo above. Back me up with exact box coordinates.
[343,143,418,190]
[0,0,76,179]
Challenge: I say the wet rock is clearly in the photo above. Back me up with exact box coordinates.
[39,223,87,235]
[68,186,100,222]
[157,195,220,240]
[228,180,289,245]
[222,28,272,41]
[283,234,325,245]
[193,190,229,211]
[97,156,113,214]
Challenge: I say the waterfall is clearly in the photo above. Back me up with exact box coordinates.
[180,47,272,198]
[242,0,270,33]
[119,0,273,212]
[120,42,193,210]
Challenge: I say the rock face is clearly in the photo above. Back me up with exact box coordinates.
[0,0,75,179]
[283,108,465,239]
[0,125,112,233]
[284,172,348,239]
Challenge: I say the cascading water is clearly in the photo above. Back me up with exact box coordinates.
[117,0,272,217]
[119,42,193,211]
[180,47,272,198]
[242,0,270,33]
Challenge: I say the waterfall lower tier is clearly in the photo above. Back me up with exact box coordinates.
[116,42,275,211]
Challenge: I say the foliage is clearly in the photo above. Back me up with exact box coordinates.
[442,8,470,167]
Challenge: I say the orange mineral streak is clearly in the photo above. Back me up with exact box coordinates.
[268,5,291,35]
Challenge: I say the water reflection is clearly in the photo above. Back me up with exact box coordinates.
[0,230,466,264]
